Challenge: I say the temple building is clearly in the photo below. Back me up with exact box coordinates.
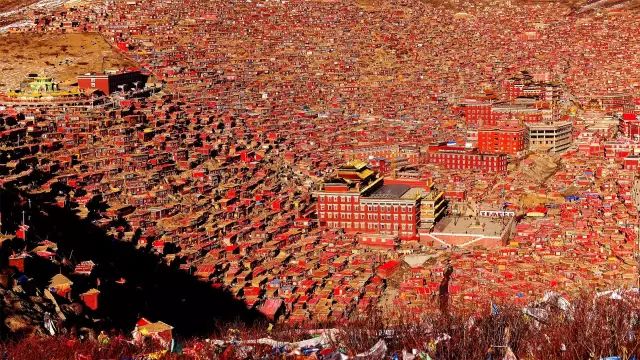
[314,161,446,245]
[77,69,148,94]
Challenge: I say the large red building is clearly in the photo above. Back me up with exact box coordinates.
[77,70,148,94]
[460,101,502,126]
[314,161,446,243]
[477,125,527,156]
[427,144,508,173]
[502,74,561,103]
[342,144,421,166]
[461,98,549,127]
[620,114,640,139]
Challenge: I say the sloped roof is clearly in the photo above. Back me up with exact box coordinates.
[49,274,73,287]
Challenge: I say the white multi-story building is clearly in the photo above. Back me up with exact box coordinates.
[527,121,573,153]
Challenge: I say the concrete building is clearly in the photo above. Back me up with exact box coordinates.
[527,121,572,153]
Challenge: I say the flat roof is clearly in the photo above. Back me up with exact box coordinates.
[433,216,509,237]
[401,187,427,200]
[368,184,410,199]
[527,121,572,129]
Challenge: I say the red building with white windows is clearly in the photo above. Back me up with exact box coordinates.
[477,125,527,156]
[634,98,640,114]
[623,156,640,170]
[314,161,446,243]
[459,100,503,126]
[343,144,422,166]
[427,143,508,173]
[502,73,561,103]
[599,94,633,113]
[77,70,148,94]
[604,140,640,160]
[460,98,550,127]
[620,114,640,139]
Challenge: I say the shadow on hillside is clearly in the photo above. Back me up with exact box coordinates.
[0,187,264,337]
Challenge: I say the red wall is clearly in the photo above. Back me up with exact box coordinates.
[316,193,419,240]
[478,127,526,155]
[81,292,99,311]
[78,77,110,94]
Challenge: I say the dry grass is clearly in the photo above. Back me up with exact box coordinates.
[520,193,565,207]
[3,294,640,359]
[0,0,38,12]
[0,32,137,91]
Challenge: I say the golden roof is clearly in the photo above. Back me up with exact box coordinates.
[138,321,174,334]
[49,274,73,287]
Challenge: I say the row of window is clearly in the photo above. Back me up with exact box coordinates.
[479,136,523,141]
[318,195,357,203]
[326,221,414,231]
[436,164,506,170]
[320,212,413,221]
[319,203,413,213]
[432,157,505,164]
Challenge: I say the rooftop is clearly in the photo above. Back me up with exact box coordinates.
[433,216,510,237]
[368,184,411,199]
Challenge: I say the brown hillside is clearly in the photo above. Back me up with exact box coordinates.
[0,32,137,91]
